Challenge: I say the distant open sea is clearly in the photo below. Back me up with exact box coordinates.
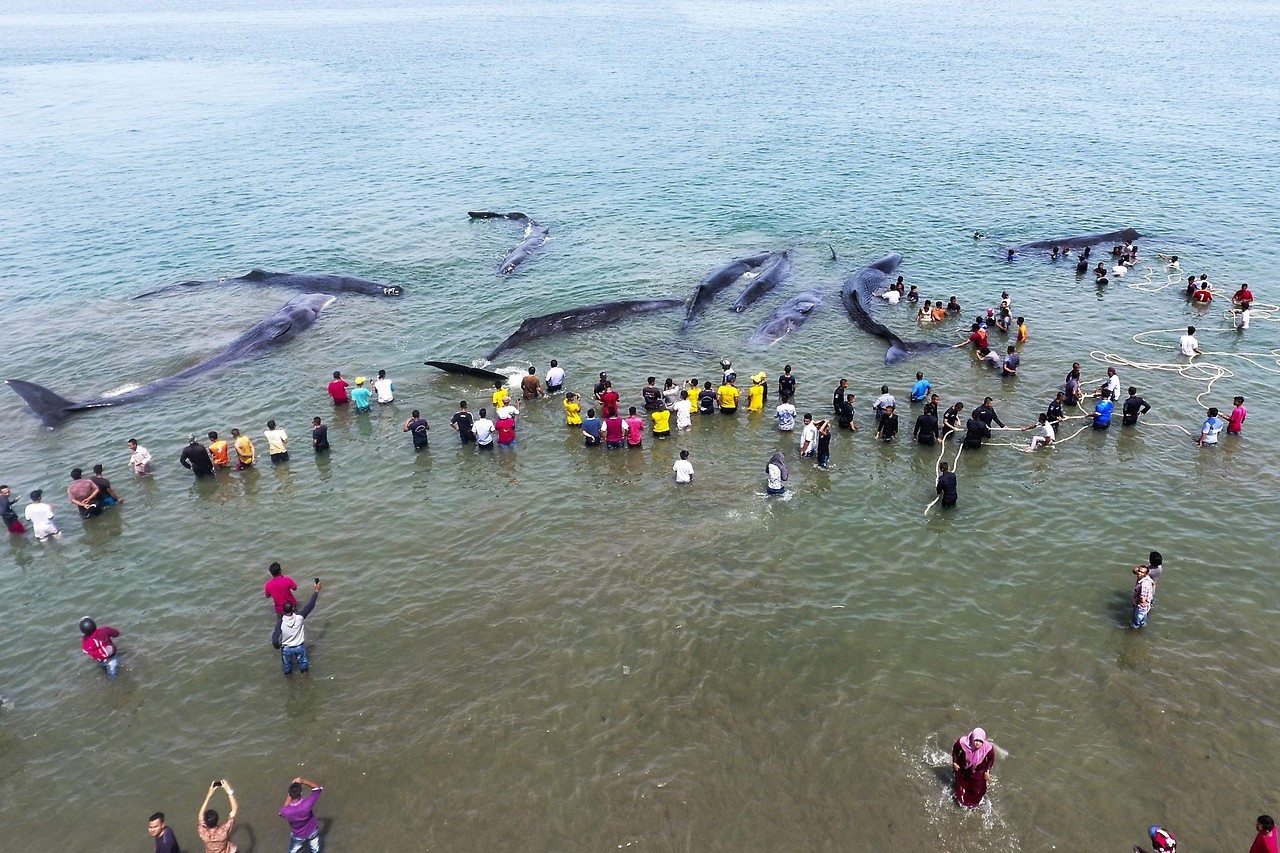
[1,1,1278,850]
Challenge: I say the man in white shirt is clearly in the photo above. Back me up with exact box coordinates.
[877,289,901,304]
[1097,367,1121,401]
[263,420,289,464]
[279,580,320,675]
[24,489,60,541]
[545,359,565,393]
[495,401,520,421]
[1179,325,1202,358]
[799,413,818,457]
[673,391,693,430]
[873,385,896,425]
[775,400,797,431]
[473,409,496,448]
[126,438,152,475]
[373,369,395,404]
[672,450,694,484]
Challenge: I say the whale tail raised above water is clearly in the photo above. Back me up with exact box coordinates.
[4,379,100,429]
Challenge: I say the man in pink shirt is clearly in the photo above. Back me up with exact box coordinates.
[624,407,645,449]
[265,561,298,649]
[1228,396,1247,434]
[326,371,349,405]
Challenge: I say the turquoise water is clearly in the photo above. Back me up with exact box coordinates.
[1,1,1279,850]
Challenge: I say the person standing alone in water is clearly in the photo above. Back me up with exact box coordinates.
[952,727,995,808]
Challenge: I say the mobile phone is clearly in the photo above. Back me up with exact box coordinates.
[212,780,222,788]
[314,577,320,585]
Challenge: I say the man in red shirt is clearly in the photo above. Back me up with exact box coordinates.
[265,561,298,649]
[1252,815,1278,853]
[599,381,620,418]
[327,371,350,405]
[79,616,121,677]
[954,323,988,351]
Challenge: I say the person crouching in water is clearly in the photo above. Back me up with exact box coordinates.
[765,452,789,496]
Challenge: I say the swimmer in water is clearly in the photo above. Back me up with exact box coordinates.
[1075,256,1089,275]
[1051,246,1060,260]
[972,231,985,239]
[1157,253,1180,271]
[1006,248,1016,261]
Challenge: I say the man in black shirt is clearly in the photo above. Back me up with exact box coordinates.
[913,410,939,445]
[1122,387,1151,426]
[875,405,899,441]
[403,410,430,450]
[974,396,1005,428]
[832,378,849,412]
[936,461,958,508]
[451,401,476,443]
[311,417,330,453]
[943,402,964,436]
[836,393,856,431]
[778,365,797,404]
[963,411,992,449]
[179,435,215,477]
[1046,392,1067,430]
[642,377,664,411]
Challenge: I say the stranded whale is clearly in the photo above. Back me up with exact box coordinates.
[468,211,550,274]
[749,290,822,346]
[683,251,774,329]
[7,293,336,428]
[731,251,792,313]
[423,361,510,383]
[487,298,684,360]
[1008,227,1142,252]
[134,269,403,299]
[840,255,951,364]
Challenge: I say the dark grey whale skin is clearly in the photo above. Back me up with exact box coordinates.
[134,269,403,299]
[1009,227,1142,252]
[840,254,951,365]
[683,251,774,329]
[749,290,822,346]
[7,293,336,428]
[731,251,792,313]
[468,211,550,274]
[423,361,510,383]
[486,298,684,361]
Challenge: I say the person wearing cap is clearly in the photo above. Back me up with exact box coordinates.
[747,373,767,412]
[1139,824,1177,852]
[79,616,121,677]
[23,489,59,540]
[1131,563,1155,628]
[716,376,741,415]
[230,429,255,470]
[127,438,153,475]
[592,372,609,403]
[350,377,373,412]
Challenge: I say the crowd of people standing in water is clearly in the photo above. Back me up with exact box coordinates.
[1,261,1264,850]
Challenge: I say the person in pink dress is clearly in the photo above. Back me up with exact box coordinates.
[951,727,995,808]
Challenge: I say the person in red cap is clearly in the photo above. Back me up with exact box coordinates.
[1135,824,1176,852]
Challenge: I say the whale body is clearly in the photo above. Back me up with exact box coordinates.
[750,290,822,346]
[731,251,792,313]
[840,255,951,364]
[7,293,336,428]
[683,251,774,329]
[134,269,403,299]
[469,211,550,274]
[1009,227,1142,252]
[487,298,684,360]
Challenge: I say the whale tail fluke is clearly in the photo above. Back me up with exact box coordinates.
[5,379,85,428]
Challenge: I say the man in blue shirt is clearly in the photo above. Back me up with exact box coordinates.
[910,372,932,403]
[580,408,603,447]
[1000,346,1020,377]
[1087,395,1114,429]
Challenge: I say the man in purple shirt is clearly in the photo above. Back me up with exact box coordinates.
[280,777,324,852]
[147,811,180,853]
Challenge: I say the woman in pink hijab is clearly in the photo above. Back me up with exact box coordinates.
[951,727,995,808]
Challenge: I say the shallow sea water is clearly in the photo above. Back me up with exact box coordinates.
[1,1,1279,850]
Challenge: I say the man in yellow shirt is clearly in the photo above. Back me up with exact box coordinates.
[650,407,671,438]
[717,378,741,415]
[563,392,582,426]
[747,372,767,412]
[231,428,256,470]
[492,379,510,408]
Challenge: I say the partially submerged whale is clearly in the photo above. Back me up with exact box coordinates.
[683,251,773,329]
[1009,227,1142,252]
[134,269,403,299]
[840,255,951,364]
[731,251,792,313]
[487,298,684,360]
[468,211,550,274]
[749,290,822,346]
[7,293,336,428]
[423,361,510,383]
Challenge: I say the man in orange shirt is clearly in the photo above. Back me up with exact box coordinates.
[207,431,231,468]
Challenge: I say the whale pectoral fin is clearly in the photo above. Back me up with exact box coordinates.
[6,379,82,428]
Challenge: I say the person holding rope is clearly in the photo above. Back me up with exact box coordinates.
[1086,394,1115,430]
[962,409,991,450]
[935,462,957,509]
[1046,391,1068,431]
[1228,396,1247,434]
[1179,326,1203,358]
[1064,364,1083,407]
[942,401,965,437]
[1021,413,1055,450]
